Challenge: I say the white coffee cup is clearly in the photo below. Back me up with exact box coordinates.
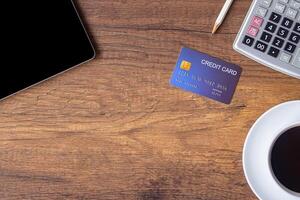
[267,122,300,196]
[243,101,300,200]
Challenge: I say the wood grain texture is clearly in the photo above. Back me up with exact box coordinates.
[1,0,300,199]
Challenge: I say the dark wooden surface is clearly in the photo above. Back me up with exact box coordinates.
[1,0,300,199]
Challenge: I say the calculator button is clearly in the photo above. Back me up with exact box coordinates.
[261,31,273,42]
[282,17,294,28]
[261,0,273,7]
[255,41,268,52]
[273,37,285,47]
[251,16,264,28]
[286,8,298,19]
[269,12,282,23]
[265,22,277,33]
[292,48,300,67]
[279,0,289,3]
[256,7,268,17]
[284,42,297,53]
[247,26,259,37]
[289,32,300,44]
[294,23,300,33]
[268,47,280,57]
[280,52,292,63]
[243,35,255,47]
[277,27,289,38]
[274,3,286,13]
[290,0,300,9]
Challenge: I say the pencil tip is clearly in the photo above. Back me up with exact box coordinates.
[212,24,218,34]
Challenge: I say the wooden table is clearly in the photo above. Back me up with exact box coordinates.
[1,0,300,199]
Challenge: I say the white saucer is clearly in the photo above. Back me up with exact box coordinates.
[243,101,300,200]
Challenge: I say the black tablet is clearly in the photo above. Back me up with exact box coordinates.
[2,0,95,100]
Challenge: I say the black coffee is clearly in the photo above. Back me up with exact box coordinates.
[271,126,300,193]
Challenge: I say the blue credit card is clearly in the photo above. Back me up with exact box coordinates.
[170,47,242,104]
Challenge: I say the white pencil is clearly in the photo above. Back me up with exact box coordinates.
[212,0,235,34]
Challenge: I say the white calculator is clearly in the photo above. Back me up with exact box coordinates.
[234,0,300,79]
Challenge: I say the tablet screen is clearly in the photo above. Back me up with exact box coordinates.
[2,0,95,100]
